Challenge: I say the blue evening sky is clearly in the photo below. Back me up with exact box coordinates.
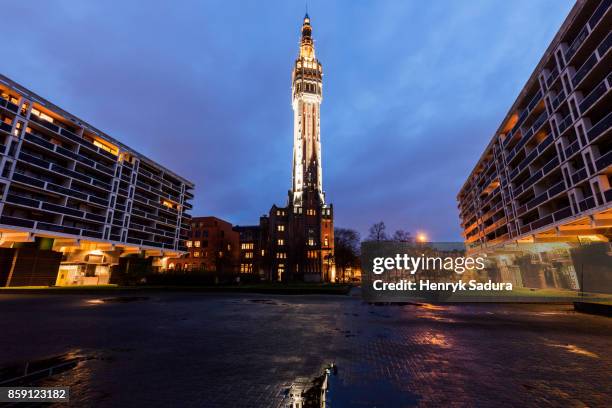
[2,0,574,240]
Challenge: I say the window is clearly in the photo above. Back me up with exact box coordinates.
[193,251,200,257]
[308,238,315,246]
[276,252,287,259]
[218,251,224,258]
[308,251,317,259]
[277,224,285,232]
[277,239,284,246]
[194,241,201,247]
[241,243,254,250]
[324,236,329,246]
[186,241,193,248]
[307,209,316,216]
[261,250,265,256]
[240,263,253,273]
[245,252,253,259]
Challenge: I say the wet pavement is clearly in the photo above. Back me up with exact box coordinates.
[0,291,610,407]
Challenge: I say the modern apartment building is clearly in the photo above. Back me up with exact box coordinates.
[458,0,611,251]
[0,74,194,286]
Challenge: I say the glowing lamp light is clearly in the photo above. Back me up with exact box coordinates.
[416,232,428,243]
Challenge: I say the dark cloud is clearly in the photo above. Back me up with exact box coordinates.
[2,0,573,240]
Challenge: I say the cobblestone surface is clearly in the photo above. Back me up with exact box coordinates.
[0,292,610,407]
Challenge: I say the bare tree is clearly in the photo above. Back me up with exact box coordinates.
[334,228,361,282]
[392,229,413,242]
[367,222,388,241]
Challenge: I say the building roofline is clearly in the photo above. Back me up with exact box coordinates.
[0,73,195,187]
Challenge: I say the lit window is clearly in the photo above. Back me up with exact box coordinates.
[193,251,200,257]
[261,250,265,256]
[245,252,253,259]
[241,243,254,250]
[218,251,223,258]
[276,252,287,259]
[324,236,329,246]
[308,251,317,259]
[92,138,118,156]
[194,241,201,247]
[240,263,253,273]
[308,238,315,246]
[31,108,54,123]
[307,209,316,216]
[277,224,285,232]
[277,239,284,246]
[186,241,193,248]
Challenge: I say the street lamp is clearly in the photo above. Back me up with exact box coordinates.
[416,232,427,243]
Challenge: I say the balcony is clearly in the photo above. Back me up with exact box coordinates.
[553,206,573,222]
[570,167,588,185]
[587,111,612,142]
[550,90,566,111]
[572,54,598,88]
[557,113,573,135]
[579,80,608,113]
[578,196,597,212]
[0,98,18,113]
[5,194,40,208]
[595,150,612,171]
[545,67,559,89]
[564,25,589,62]
[564,140,581,159]
[597,30,612,57]
[12,173,45,189]
[37,222,80,236]
[0,215,35,229]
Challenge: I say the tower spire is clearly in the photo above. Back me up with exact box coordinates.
[291,12,324,207]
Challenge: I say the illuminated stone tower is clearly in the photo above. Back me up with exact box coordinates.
[255,14,334,283]
[291,13,324,207]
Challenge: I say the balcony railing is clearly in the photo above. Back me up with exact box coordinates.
[587,111,612,142]
[595,150,612,171]
[588,0,611,29]
[565,25,589,61]
[0,215,35,228]
[572,54,597,88]
[550,89,565,111]
[0,98,19,113]
[579,80,608,113]
[570,167,588,185]
[597,30,612,57]
[545,67,559,89]
[557,113,573,134]
[564,140,581,159]
[578,196,596,212]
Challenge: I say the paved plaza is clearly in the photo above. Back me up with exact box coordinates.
[0,291,610,407]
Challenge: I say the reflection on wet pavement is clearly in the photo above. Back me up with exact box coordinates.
[0,293,610,407]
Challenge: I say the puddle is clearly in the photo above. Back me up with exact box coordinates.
[87,296,149,305]
[249,299,279,305]
[286,364,419,407]
[0,351,84,386]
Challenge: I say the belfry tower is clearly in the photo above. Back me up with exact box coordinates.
[291,13,324,207]
[256,14,334,283]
